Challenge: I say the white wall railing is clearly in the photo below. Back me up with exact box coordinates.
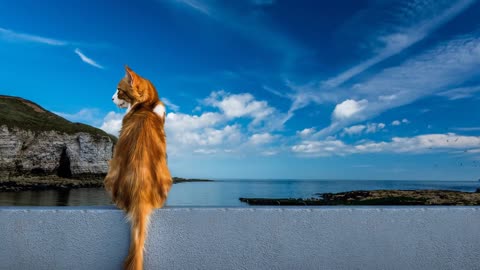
[1,206,479,270]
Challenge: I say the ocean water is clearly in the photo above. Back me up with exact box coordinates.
[0,179,479,207]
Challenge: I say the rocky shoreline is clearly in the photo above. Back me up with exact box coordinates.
[240,189,480,206]
[0,176,213,192]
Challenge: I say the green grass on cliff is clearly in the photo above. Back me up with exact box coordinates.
[0,95,117,142]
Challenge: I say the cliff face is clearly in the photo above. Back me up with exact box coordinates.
[0,95,116,180]
[0,126,114,179]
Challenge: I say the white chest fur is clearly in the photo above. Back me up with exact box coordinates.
[153,104,166,118]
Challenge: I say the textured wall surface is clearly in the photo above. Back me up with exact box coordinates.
[1,207,479,270]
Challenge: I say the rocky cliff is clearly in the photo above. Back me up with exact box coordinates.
[0,95,116,180]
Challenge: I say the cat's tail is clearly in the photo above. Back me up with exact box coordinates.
[124,204,153,270]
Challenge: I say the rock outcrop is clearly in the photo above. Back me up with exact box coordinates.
[240,189,480,206]
[0,126,113,179]
[0,95,116,180]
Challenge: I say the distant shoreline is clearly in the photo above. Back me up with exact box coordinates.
[0,176,213,192]
[240,189,480,206]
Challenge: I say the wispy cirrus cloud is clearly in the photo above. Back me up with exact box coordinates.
[0,27,67,46]
[174,0,211,16]
[0,26,110,49]
[0,26,106,69]
[324,0,476,88]
[314,35,480,137]
[169,0,308,68]
[251,0,275,6]
[437,85,480,100]
[282,0,476,124]
[74,48,104,69]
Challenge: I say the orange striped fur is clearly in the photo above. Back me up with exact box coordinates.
[104,66,172,270]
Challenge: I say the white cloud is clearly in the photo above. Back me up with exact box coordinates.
[193,149,218,155]
[249,133,276,145]
[54,108,102,126]
[437,85,480,100]
[205,91,283,129]
[297,127,316,138]
[74,48,104,69]
[342,123,385,136]
[206,91,272,119]
[163,90,286,155]
[391,119,410,126]
[343,125,366,135]
[366,123,385,133]
[166,112,224,131]
[100,111,124,136]
[283,80,340,123]
[167,123,244,155]
[332,99,368,121]
[292,133,480,157]
[0,27,66,46]
[292,139,350,156]
[162,98,180,112]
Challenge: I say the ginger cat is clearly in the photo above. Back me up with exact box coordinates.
[104,66,172,270]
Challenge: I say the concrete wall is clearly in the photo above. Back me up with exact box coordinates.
[1,206,479,270]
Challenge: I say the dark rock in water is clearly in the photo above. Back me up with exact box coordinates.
[240,190,480,206]
[172,177,213,183]
[0,177,104,191]
[240,197,326,205]
[0,176,213,191]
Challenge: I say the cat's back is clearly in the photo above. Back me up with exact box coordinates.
[111,105,170,209]
[121,105,165,141]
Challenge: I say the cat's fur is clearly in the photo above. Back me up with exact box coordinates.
[104,66,172,270]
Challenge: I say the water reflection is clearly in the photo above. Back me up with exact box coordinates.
[0,180,479,207]
[0,188,112,206]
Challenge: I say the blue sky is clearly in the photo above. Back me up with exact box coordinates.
[1,0,480,180]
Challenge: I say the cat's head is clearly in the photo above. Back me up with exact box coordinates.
[112,65,159,108]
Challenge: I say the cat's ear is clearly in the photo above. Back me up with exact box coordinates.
[124,65,137,86]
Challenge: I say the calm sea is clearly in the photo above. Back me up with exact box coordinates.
[1,180,479,207]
